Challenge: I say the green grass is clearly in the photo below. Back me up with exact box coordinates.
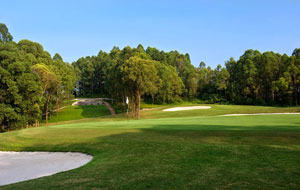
[1,105,300,189]
[140,104,300,119]
[140,100,205,109]
[47,105,111,123]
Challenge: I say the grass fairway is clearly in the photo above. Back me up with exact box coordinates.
[47,105,111,123]
[1,107,300,190]
[140,104,300,119]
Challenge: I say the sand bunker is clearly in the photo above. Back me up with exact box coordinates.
[72,98,103,106]
[163,106,211,112]
[222,112,300,116]
[0,151,93,186]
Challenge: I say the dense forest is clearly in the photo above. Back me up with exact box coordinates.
[0,23,77,131]
[1,22,300,131]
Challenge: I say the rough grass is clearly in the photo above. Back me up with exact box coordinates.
[1,112,300,189]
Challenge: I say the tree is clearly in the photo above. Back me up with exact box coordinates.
[121,56,160,119]
[156,64,184,103]
[32,63,58,124]
[0,41,42,130]
[214,65,230,94]
[0,24,76,132]
[0,104,20,132]
[287,56,300,105]
[292,48,300,58]
[199,61,206,69]
[0,23,13,44]
[52,54,76,115]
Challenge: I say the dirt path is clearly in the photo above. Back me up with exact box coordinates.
[103,101,116,115]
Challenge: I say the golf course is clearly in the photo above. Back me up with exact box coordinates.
[1,1,300,189]
[1,103,300,189]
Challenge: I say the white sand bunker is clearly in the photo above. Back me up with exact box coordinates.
[163,106,211,112]
[222,112,300,116]
[0,151,93,186]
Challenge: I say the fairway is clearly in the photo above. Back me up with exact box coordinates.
[1,112,300,190]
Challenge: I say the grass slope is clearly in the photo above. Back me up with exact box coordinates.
[1,109,300,189]
[48,105,111,123]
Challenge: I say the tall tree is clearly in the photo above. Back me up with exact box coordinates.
[121,56,160,119]
[0,23,13,44]
[32,63,58,124]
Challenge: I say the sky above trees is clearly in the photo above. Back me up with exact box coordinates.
[2,0,299,67]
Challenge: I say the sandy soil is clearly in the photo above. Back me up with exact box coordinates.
[0,151,93,186]
[222,112,300,116]
[162,106,212,112]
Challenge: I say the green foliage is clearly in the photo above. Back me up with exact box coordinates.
[0,23,77,131]
[226,49,300,105]
[0,104,21,132]
[0,23,13,44]
[156,64,184,103]
[73,45,191,119]
[74,45,300,119]
[1,22,299,129]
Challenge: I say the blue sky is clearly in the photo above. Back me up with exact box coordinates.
[1,0,300,67]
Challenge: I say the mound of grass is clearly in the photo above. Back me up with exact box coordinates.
[47,105,111,123]
[1,113,300,190]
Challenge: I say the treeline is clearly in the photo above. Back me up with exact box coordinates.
[1,22,299,127]
[75,46,300,118]
[0,23,77,132]
[73,45,192,119]
[226,49,300,105]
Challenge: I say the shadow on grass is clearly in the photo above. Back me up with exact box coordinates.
[2,122,300,190]
[74,105,111,118]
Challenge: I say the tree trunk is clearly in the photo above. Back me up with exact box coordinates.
[131,101,135,118]
[42,81,48,95]
[91,79,93,94]
[137,91,141,120]
[295,87,298,106]
[152,94,154,104]
[56,96,59,116]
[45,94,51,125]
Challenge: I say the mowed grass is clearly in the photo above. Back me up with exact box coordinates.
[47,105,111,123]
[139,104,300,119]
[1,109,300,189]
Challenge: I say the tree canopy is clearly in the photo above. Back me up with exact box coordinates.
[0,24,77,131]
[0,23,13,44]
